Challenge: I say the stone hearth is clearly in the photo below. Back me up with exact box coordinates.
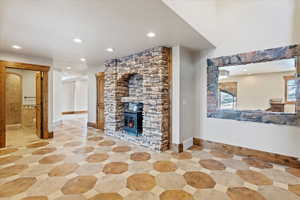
[104,47,171,151]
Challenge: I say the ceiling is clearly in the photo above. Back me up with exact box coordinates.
[221,58,296,76]
[0,0,213,72]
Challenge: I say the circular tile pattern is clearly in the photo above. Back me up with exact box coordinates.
[171,152,192,160]
[26,142,49,148]
[103,162,128,174]
[86,153,109,163]
[210,150,233,159]
[0,177,37,197]
[286,168,300,178]
[89,193,123,200]
[61,176,97,194]
[112,146,132,153]
[183,171,216,189]
[242,158,273,169]
[160,190,194,200]
[199,159,226,170]
[55,195,86,200]
[98,140,116,147]
[0,148,18,156]
[0,155,22,165]
[48,163,79,177]
[88,136,104,142]
[130,152,151,161]
[21,196,48,200]
[227,187,266,200]
[39,154,66,164]
[236,170,273,186]
[127,173,156,191]
[188,145,203,151]
[32,147,57,155]
[0,164,28,178]
[153,161,177,172]
[63,141,82,147]
[73,146,94,154]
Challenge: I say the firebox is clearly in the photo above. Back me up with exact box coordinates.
[124,102,143,136]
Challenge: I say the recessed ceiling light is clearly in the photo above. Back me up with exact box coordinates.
[80,58,86,62]
[66,67,71,70]
[12,45,22,49]
[106,48,114,52]
[73,38,82,43]
[243,69,247,72]
[147,32,156,38]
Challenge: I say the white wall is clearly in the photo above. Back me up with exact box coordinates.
[165,0,300,158]
[88,73,97,123]
[61,77,88,113]
[62,81,75,112]
[22,70,36,104]
[171,46,196,149]
[53,70,63,125]
[74,80,88,111]
[220,71,295,113]
[172,46,181,145]
[179,47,196,147]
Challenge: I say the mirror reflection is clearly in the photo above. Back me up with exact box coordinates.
[218,58,297,113]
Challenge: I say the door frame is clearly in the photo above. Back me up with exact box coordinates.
[0,60,52,148]
[96,72,105,130]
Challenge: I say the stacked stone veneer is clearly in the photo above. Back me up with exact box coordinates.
[104,47,170,151]
[207,44,300,126]
[128,74,143,99]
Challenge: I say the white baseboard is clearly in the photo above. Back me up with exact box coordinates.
[183,137,194,150]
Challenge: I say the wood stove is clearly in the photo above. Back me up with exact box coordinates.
[124,102,143,136]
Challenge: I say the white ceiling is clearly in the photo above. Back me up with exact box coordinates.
[0,0,213,71]
[221,58,296,76]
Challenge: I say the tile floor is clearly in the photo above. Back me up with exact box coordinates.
[6,126,38,147]
[0,118,300,200]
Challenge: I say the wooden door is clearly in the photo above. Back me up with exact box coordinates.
[35,72,42,138]
[96,72,105,130]
[5,72,22,125]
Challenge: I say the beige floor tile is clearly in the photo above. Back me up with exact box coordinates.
[124,191,158,200]
[210,171,244,188]
[194,189,230,200]
[156,172,187,190]
[259,185,300,200]
[94,175,126,193]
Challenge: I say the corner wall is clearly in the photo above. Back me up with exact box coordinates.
[172,46,197,149]
[165,0,300,158]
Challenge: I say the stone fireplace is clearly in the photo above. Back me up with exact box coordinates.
[104,47,171,151]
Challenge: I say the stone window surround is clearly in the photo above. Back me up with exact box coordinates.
[207,44,300,126]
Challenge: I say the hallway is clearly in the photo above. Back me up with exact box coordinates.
[0,119,299,200]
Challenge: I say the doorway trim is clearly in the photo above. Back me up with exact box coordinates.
[95,72,105,130]
[0,60,52,148]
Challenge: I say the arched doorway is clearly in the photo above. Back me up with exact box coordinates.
[5,72,22,126]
